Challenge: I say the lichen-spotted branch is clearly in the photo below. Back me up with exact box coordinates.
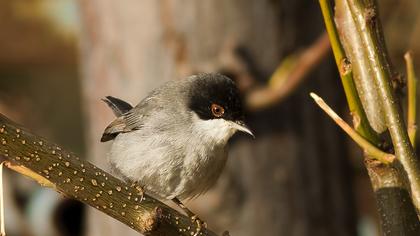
[0,113,218,236]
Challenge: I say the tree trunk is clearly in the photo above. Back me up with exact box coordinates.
[78,0,356,235]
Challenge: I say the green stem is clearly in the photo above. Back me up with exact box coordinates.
[318,0,381,145]
[346,0,420,215]
[319,0,420,234]
[405,52,417,149]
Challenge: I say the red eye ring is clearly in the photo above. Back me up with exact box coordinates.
[211,104,225,118]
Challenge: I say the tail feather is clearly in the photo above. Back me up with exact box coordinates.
[102,96,133,117]
[101,96,133,142]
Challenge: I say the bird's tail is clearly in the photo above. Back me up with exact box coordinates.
[101,96,133,117]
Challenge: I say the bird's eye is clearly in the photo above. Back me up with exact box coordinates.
[211,104,225,118]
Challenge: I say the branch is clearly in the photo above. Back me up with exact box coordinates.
[245,32,331,111]
[319,0,420,234]
[318,0,381,145]
[0,113,219,236]
[310,93,394,164]
[366,160,420,235]
[405,52,417,149]
[344,0,420,215]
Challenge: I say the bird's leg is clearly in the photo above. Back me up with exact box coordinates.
[172,197,207,235]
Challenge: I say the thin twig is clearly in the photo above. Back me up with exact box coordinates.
[405,52,417,149]
[310,93,394,164]
[5,162,55,188]
[318,0,381,145]
[245,32,331,111]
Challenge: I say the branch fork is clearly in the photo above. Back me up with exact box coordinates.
[310,93,394,164]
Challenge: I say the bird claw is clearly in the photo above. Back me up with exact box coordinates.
[191,215,207,236]
[171,198,207,235]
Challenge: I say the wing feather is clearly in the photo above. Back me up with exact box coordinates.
[100,96,157,142]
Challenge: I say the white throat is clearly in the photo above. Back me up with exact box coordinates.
[191,114,238,145]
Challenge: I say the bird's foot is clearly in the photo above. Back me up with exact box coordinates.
[172,197,207,235]
[129,181,139,188]
[191,215,207,236]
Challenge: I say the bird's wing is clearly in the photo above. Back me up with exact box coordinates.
[100,96,159,142]
[102,96,133,117]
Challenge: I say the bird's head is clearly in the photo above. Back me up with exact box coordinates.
[187,73,253,144]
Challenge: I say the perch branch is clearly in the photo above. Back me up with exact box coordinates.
[345,0,420,214]
[318,0,381,145]
[245,32,331,111]
[405,52,417,149]
[310,93,394,164]
[0,113,218,236]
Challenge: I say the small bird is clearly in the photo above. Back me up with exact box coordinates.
[101,73,253,230]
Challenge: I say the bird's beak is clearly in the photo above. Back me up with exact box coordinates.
[231,120,254,138]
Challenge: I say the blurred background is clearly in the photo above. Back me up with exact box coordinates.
[0,0,419,235]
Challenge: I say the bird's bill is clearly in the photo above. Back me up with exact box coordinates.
[231,120,254,137]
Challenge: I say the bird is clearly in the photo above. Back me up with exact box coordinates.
[100,73,253,232]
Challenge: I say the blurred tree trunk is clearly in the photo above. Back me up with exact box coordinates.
[78,0,356,235]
